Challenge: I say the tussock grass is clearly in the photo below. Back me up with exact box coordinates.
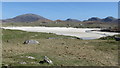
[2,29,119,66]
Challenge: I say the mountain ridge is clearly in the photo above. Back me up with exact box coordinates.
[2,13,118,23]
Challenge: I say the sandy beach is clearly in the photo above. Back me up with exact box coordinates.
[2,27,119,40]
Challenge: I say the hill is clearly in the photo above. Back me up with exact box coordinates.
[2,13,52,23]
[84,16,118,23]
[65,18,81,22]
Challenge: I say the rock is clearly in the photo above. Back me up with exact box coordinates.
[30,62,37,64]
[26,56,35,59]
[47,37,64,39]
[4,64,9,67]
[76,37,82,40]
[39,61,45,64]
[19,62,27,64]
[23,40,39,44]
[39,56,53,64]
[6,40,9,43]
[114,36,120,41]
[44,56,53,64]
[3,64,11,68]
[61,43,65,45]
[47,37,57,39]
[20,56,24,58]
[17,43,20,45]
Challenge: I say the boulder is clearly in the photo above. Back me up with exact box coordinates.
[23,40,39,44]
[114,36,120,41]
[43,56,53,64]
[39,56,53,64]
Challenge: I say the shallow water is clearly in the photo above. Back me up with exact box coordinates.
[80,37,97,40]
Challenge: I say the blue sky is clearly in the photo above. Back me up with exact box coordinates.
[2,0,120,2]
[2,2,118,20]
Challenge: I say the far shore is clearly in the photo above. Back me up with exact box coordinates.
[2,26,119,40]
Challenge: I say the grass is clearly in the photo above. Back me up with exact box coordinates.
[2,29,119,66]
[2,29,79,44]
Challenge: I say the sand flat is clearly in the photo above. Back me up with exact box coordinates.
[2,27,119,40]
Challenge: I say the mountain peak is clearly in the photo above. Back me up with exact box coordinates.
[102,16,117,22]
[104,16,116,20]
[17,13,41,17]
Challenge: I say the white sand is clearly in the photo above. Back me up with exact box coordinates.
[2,27,119,40]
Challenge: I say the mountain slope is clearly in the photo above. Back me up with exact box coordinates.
[2,13,52,23]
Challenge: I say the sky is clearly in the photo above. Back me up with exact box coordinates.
[2,2,118,21]
[2,0,120,2]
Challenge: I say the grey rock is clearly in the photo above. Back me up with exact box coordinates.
[47,37,58,39]
[26,56,35,59]
[23,40,39,44]
[114,36,120,41]
[44,56,53,64]
[19,62,27,64]
[39,56,53,64]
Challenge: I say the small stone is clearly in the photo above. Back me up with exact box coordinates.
[58,54,61,56]
[61,64,64,66]
[30,62,36,64]
[17,43,20,45]
[26,56,35,59]
[6,40,9,43]
[61,43,65,45]
[4,64,9,66]
[78,57,81,59]
[47,37,57,39]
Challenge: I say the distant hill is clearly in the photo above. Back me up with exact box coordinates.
[84,16,118,23]
[87,17,101,21]
[2,13,118,24]
[65,18,81,22]
[54,19,64,22]
[101,16,118,23]
[2,13,52,23]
